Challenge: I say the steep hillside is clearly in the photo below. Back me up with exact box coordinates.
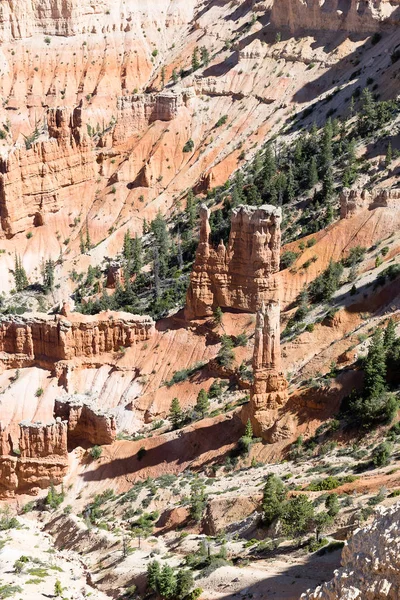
[0,1,400,599]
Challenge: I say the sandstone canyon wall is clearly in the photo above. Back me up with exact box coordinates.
[55,395,116,446]
[248,302,290,442]
[0,419,68,496]
[185,204,281,319]
[0,104,95,237]
[340,187,400,219]
[0,311,155,367]
[270,0,400,34]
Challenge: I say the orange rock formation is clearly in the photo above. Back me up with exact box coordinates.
[340,187,400,219]
[249,302,290,442]
[0,104,95,237]
[270,0,400,34]
[55,395,116,446]
[185,204,281,319]
[0,419,68,496]
[0,311,155,368]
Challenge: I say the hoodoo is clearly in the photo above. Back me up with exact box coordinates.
[248,302,290,442]
[185,204,281,319]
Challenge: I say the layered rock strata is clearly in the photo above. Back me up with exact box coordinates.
[303,503,400,599]
[55,395,116,445]
[270,0,400,34]
[249,302,290,442]
[113,91,185,142]
[0,311,155,367]
[0,104,95,237]
[185,204,281,319]
[340,187,400,219]
[0,419,68,496]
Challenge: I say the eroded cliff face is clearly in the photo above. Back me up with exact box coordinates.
[0,311,155,367]
[248,302,291,442]
[55,395,116,445]
[270,0,400,34]
[0,0,196,41]
[0,419,68,496]
[303,503,400,600]
[340,187,400,219]
[0,104,95,237]
[185,204,281,319]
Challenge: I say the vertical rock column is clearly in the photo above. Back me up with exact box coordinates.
[249,302,290,442]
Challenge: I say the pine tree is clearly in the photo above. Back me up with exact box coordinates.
[132,235,143,274]
[185,190,197,228]
[42,259,55,292]
[308,156,318,188]
[160,65,166,88]
[364,328,387,399]
[172,68,179,84]
[262,474,286,526]
[244,419,253,439]
[79,230,85,254]
[153,247,161,299]
[325,493,340,517]
[14,254,29,292]
[147,560,161,592]
[320,118,333,170]
[200,46,210,67]
[169,397,183,429]
[191,47,200,71]
[123,230,132,260]
[213,306,223,326]
[384,318,397,356]
[195,389,209,417]
[285,163,296,202]
[385,141,393,168]
[189,476,207,522]
[85,220,91,251]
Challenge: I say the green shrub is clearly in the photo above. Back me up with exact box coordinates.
[90,445,103,460]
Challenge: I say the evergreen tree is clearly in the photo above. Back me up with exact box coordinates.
[384,318,397,357]
[320,119,333,170]
[385,141,393,167]
[185,190,197,228]
[169,397,183,429]
[172,68,179,84]
[363,328,387,399]
[191,47,200,71]
[153,247,161,299]
[313,511,333,542]
[244,418,253,439]
[132,235,143,275]
[325,493,340,517]
[357,87,377,135]
[262,474,287,526]
[158,564,177,599]
[160,65,166,88]
[281,495,315,542]
[200,46,210,67]
[176,569,194,600]
[189,476,207,522]
[42,258,55,292]
[195,389,209,417]
[123,230,132,260]
[213,306,223,326]
[13,254,29,292]
[147,560,161,592]
[285,163,296,202]
[79,230,85,254]
[308,156,319,188]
